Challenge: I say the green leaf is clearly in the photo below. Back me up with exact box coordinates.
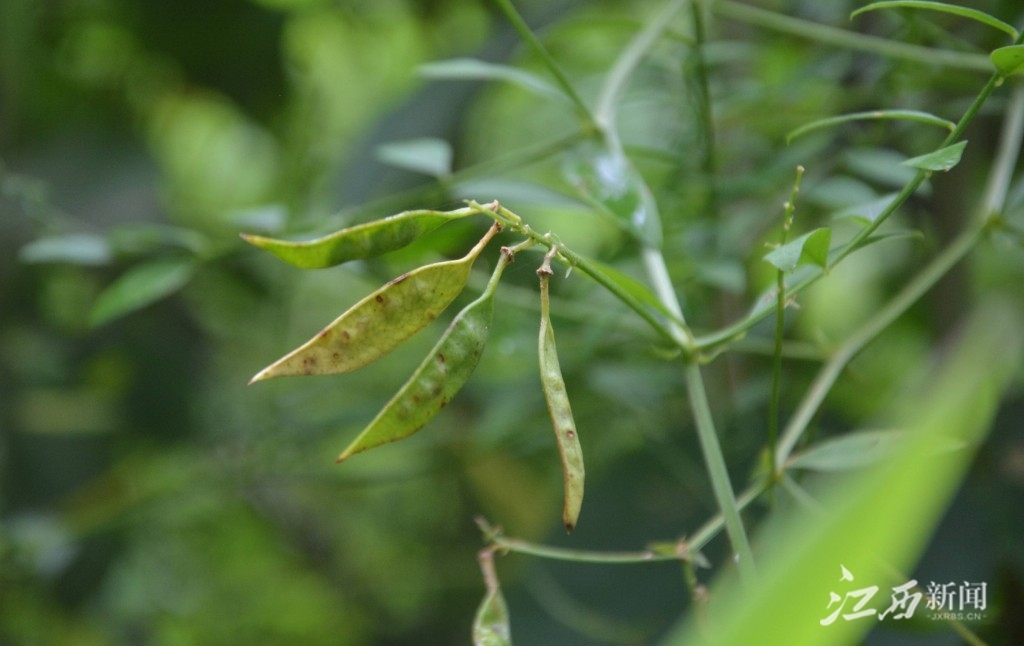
[587,260,686,327]
[251,225,499,383]
[89,258,196,326]
[241,208,475,269]
[901,140,967,172]
[335,247,512,462]
[763,228,831,273]
[563,143,662,247]
[473,551,512,646]
[419,58,565,102]
[375,137,453,178]
[788,430,904,471]
[19,233,112,266]
[992,45,1024,77]
[787,110,955,143]
[851,2,1019,40]
[832,193,900,225]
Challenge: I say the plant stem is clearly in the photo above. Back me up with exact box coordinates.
[492,0,595,125]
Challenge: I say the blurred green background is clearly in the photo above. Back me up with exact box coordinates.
[2,0,1023,644]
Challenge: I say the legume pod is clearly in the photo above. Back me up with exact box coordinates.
[335,246,515,462]
[538,261,585,533]
[241,208,474,269]
[250,224,499,383]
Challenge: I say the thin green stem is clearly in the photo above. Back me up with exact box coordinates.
[492,0,595,125]
[685,362,757,582]
[713,0,993,72]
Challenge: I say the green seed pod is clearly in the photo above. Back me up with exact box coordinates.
[472,549,512,646]
[250,224,499,383]
[241,208,475,269]
[538,257,585,533]
[335,246,515,462]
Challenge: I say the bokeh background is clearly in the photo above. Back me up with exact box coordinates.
[3,0,1023,644]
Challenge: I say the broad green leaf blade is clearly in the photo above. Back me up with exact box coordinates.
[788,430,904,471]
[251,225,498,383]
[901,141,967,171]
[564,143,662,247]
[335,248,512,462]
[375,137,453,178]
[420,57,565,103]
[89,258,196,327]
[241,208,474,269]
[663,299,1023,646]
[764,228,832,273]
[851,1,1019,40]
[991,45,1024,77]
[538,269,585,533]
[787,110,955,142]
[473,550,512,646]
[19,233,112,266]
[833,193,900,225]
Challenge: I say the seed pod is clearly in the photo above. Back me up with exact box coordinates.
[538,256,585,533]
[250,224,499,383]
[472,549,512,646]
[335,246,515,462]
[241,208,474,269]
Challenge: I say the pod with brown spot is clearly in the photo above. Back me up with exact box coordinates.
[250,223,499,383]
[335,246,515,462]
[537,255,585,533]
[241,208,475,269]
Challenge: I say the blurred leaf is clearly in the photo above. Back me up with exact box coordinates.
[588,259,685,326]
[788,430,904,471]
[851,2,1018,40]
[108,223,210,256]
[19,234,112,266]
[833,193,901,225]
[420,58,564,102]
[764,228,831,273]
[991,45,1024,76]
[787,110,955,143]
[89,258,196,326]
[241,208,475,269]
[901,141,967,172]
[250,225,498,382]
[375,137,453,178]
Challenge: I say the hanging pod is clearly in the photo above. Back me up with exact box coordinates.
[241,208,475,269]
[537,254,585,533]
[336,245,516,462]
[250,223,500,383]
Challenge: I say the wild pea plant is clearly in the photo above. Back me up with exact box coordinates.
[248,1,1024,643]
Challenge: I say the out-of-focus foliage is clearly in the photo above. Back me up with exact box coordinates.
[3,0,1024,644]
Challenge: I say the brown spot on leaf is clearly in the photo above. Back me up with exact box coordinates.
[375,294,385,304]
[388,272,410,286]
[437,353,445,364]
[565,430,575,439]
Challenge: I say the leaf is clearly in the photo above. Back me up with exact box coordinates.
[89,258,196,327]
[832,193,900,225]
[992,45,1024,77]
[851,2,1019,41]
[420,57,565,102]
[563,143,662,247]
[763,228,831,273]
[473,550,512,646]
[335,246,512,461]
[250,225,499,383]
[375,137,453,178]
[587,259,686,327]
[901,140,967,172]
[538,264,585,533]
[19,233,112,266]
[786,110,955,143]
[787,430,904,471]
[241,208,475,269]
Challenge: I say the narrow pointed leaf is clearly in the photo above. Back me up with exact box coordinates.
[538,266,585,532]
[251,225,498,383]
[473,550,512,646]
[241,208,474,269]
[833,193,900,225]
[375,138,453,178]
[992,45,1024,77]
[787,110,955,142]
[587,259,685,326]
[763,228,831,273]
[19,233,112,266]
[420,57,564,103]
[89,258,196,327]
[901,141,967,171]
[788,430,905,471]
[851,2,1018,40]
[335,247,513,461]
